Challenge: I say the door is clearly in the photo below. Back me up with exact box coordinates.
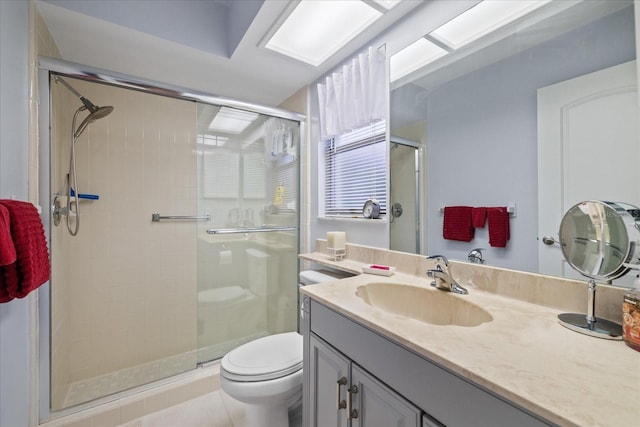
[537,60,639,282]
[309,334,351,427]
[195,103,300,364]
[350,364,421,427]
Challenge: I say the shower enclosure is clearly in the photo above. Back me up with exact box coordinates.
[46,71,301,413]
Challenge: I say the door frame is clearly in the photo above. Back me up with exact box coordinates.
[390,136,422,254]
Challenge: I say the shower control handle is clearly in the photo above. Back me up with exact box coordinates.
[336,377,347,410]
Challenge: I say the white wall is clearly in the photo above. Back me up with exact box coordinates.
[0,1,31,426]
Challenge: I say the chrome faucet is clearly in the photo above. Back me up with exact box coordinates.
[426,255,468,294]
[468,248,485,264]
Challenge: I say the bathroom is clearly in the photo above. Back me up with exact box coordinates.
[1,1,639,426]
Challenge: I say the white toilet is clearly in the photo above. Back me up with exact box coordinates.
[220,332,303,427]
[220,269,352,427]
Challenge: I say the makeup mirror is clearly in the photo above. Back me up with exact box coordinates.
[557,201,640,339]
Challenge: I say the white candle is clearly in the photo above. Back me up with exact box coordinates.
[327,231,346,250]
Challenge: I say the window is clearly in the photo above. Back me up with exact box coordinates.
[322,121,387,218]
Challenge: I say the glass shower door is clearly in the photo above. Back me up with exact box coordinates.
[49,77,200,411]
[48,77,300,413]
[195,103,299,364]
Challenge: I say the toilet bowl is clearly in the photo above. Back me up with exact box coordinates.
[220,332,303,427]
[220,270,353,427]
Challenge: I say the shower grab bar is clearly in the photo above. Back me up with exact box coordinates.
[206,226,297,235]
[152,213,211,222]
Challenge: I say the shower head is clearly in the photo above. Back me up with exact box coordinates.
[55,76,114,138]
[74,105,114,138]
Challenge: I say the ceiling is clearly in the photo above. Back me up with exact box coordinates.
[36,0,423,107]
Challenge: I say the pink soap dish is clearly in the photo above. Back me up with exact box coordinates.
[362,264,396,276]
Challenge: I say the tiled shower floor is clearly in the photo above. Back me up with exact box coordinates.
[64,352,197,408]
[64,334,266,408]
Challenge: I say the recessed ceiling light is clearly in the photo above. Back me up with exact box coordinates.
[265,1,382,66]
[430,0,551,50]
[209,107,259,134]
[390,38,448,82]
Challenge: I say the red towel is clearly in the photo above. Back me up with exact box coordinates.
[0,200,50,303]
[472,207,487,228]
[443,206,474,242]
[488,207,510,248]
[0,205,17,266]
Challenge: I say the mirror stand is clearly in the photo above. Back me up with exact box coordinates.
[557,279,623,340]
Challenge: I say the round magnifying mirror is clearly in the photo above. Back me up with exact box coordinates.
[560,201,640,280]
[557,201,640,339]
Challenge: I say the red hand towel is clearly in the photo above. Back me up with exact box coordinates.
[0,200,50,302]
[472,207,487,228]
[0,205,17,266]
[443,206,474,242]
[487,207,510,248]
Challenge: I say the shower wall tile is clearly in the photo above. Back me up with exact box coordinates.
[50,78,198,408]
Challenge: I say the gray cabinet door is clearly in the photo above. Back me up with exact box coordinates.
[351,364,422,427]
[309,334,350,427]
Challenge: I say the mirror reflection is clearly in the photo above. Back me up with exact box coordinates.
[389,0,638,283]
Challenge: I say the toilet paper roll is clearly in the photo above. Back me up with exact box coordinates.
[219,250,232,265]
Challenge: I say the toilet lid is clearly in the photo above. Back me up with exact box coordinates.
[221,332,303,381]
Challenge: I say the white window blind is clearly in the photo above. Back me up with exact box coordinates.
[203,149,239,198]
[323,121,387,217]
[243,152,266,199]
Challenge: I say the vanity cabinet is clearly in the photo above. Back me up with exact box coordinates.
[302,297,552,427]
[309,333,423,427]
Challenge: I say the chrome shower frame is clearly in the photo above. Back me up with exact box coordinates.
[37,56,305,422]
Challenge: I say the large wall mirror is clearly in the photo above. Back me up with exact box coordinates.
[389,0,639,285]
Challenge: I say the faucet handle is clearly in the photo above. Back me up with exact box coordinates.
[468,248,485,264]
[426,254,449,266]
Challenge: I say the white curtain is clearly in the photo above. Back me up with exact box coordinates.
[317,46,386,140]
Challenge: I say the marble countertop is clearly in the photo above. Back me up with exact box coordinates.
[300,268,640,427]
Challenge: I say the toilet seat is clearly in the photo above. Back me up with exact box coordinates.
[221,332,302,382]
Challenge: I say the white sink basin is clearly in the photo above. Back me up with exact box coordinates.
[355,282,493,327]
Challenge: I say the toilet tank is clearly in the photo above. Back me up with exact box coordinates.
[246,248,275,296]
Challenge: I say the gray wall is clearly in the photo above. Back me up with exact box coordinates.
[0,1,31,426]
[424,8,636,271]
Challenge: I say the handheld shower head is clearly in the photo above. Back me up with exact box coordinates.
[55,76,114,137]
[74,105,114,138]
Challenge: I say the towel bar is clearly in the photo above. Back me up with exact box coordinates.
[151,213,210,222]
[439,204,517,218]
[206,226,296,234]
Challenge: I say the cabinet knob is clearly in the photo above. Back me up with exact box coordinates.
[336,377,347,410]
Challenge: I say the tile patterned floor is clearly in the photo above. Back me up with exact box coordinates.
[65,353,197,408]
[118,390,302,427]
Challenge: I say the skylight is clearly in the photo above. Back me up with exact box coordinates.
[209,107,259,134]
[430,0,551,49]
[371,0,402,10]
[264,1,383,66]
[390,38,448,82]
